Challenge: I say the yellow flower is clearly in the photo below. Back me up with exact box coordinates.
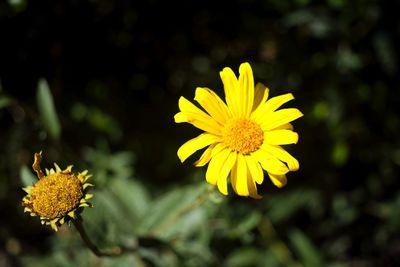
[174,62,303,198]
[22,151,94,231]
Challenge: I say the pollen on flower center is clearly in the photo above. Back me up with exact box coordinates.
[223,119,264,154]
[30,172,83,219]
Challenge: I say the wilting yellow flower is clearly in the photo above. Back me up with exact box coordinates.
[174,62,303,198]
[22,151,94,231]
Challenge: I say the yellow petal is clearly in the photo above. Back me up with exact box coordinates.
[194,144,215,167]
[54,163,62,172]
[174,112,221,136]
[211,143,226,157]
[260,108,303,131]
[268,173,287,188]
[177,133,220,162]
[83,174,92,183]
[220,67,240,118]
[264,93,295,112]
[259,156,289,175]
[238,62,254,117]
[175,97,222,135]
[246,168,262,199]
[83,183,94,190]
[194,87,230,124]
[264,130,299,145]
[273,123,293,131]
[22,186,32,194]
[68,210,76,219]
[205,148,230,185]
[251,145,271,162]
[252,83,269,112]
[252,147,288,175]
[50,219,59,231]
[231,153,249,196]
[263,144,299,171]
[251,93,295,122]
[245,155,264,184]
[65,165,73,172]
[217,151,237,195]
[194,142,227,167]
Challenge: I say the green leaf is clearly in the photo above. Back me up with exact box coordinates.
[327,0,344,9]
[36,78,61,140]
[8,0,28,13]
[267,189,321,223]
[0,96,11,109]
[109,178,151,225]
[289,229,323,267]
[224,247,263,267]
[20,252,73,267]
[336,47,361,72]
[83,147,135,186]
[174,241,213,266]
[332,141,349,166]
[137,183,209,239]
[84,189,136,243]
[20,165,36,186]
[101,253,141,267]
[269,241,297,266]
[228,210,262,238]
[312,101,330,121]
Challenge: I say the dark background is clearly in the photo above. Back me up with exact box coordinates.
[1,0,400,266]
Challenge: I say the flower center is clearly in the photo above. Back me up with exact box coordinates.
[30,172,83,219]
[223,119,264,154]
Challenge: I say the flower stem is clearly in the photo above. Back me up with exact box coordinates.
[72,219,136,257]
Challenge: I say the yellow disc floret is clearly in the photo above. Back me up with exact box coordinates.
[30,172,83,219]
[223,119,264,154]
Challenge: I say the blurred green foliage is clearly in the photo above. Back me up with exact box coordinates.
[1,0,400,266]
[36,79,61,140]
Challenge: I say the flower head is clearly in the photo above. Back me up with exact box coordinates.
[22,151,94,231]
[174,62,303,198]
